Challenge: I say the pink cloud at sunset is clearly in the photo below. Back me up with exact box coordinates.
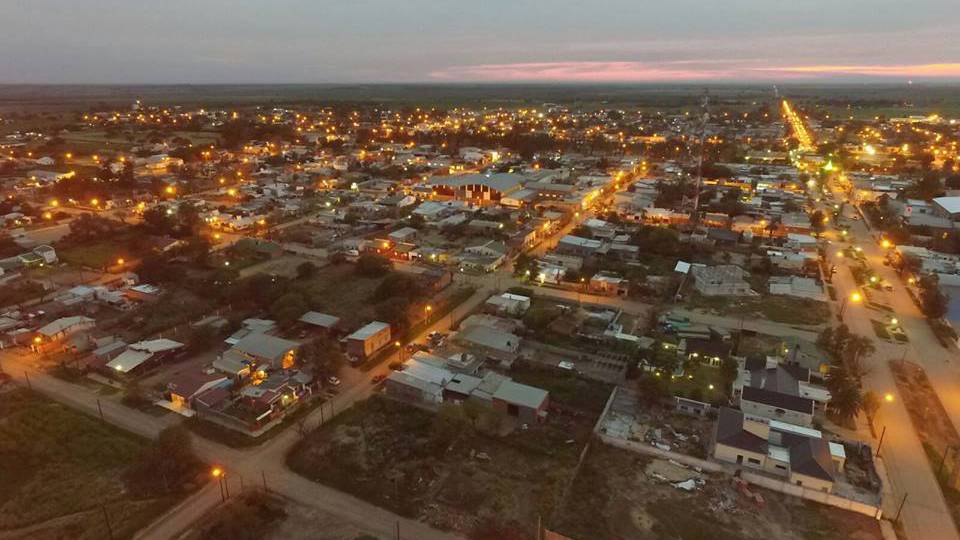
[430,61,960,82]
[754,63,960,77]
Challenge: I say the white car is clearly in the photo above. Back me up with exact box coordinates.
[327,376,341,387]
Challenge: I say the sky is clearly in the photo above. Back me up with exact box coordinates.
[1,0,958,84]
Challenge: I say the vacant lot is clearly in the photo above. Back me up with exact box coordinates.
[687,293,830,326]
[286,263,392,330]
[57,227,141,269]
[185,490,386,540]
[0,388,179,540]
[551,443,883,540]
[289,382,608,538]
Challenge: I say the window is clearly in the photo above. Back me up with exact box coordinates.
[747,458,761,465]
[736,455,743,464]
[775,464,787,470]
[795,480,803,487]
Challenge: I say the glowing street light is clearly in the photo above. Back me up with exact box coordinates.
[211,467,227,501]
[839,291,862,320]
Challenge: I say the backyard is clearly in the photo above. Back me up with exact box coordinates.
[0,388,186,540]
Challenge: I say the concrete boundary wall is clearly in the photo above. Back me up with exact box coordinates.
[596,433,883,519]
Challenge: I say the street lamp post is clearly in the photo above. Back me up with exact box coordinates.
[212,467,226,502]
[838,291,862,320]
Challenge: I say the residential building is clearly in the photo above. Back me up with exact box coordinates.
[690,265,756,297]
[713,408,845,492]
[345,321,392,359]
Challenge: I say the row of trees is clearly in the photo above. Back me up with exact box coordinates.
[817,324,876,425]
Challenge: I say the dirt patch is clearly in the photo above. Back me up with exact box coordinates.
[288,395,598,538]
[890,360,960,529]
[551,444,883,540]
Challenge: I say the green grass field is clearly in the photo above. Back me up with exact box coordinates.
[0,388,179,540]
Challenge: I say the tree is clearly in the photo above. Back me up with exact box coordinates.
[523,305,559,333]
[910,171,942,200]
[269,293,308,325]
[809,209,826,234]
[142,205,177,236]
[375,296,411,328]
[355,253,391,277]
[296,261,318,279]
[513,253,539,278]
[187,324,220,353]
[919,273,949,319]
[299,336,346,378]
[862,390,882,425]
[180,235,211,264]
[125,425,200,495]
[842,335,875,381]
[67,213,122,243]
[630,225,681,255]
[122,380,149,408]
[373,272,422,302]
[636,373,670,407]
[826,367,862,425]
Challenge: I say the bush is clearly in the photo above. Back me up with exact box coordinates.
[296,261,318,279]
[355,253,391,277]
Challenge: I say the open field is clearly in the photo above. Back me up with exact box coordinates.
[183,490,383,540]
[3,84,959,114]
[551,442,883,540]
[56,227,141,269]
[288,382,608,537]
[686,292,830,326]
[0,388,180,540]
[61,129,218,147]
[286,262,391,331]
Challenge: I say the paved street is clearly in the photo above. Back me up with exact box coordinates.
[820,200,960,540]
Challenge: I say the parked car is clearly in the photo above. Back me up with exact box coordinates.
[327,376,341,387]
[388,361,404,371]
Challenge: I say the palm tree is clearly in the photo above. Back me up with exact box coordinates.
[862,390,882,427]
[826,368,863,425]
[843,335,875,382]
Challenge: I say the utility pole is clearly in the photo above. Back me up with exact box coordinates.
[689,92,710,229]
[875,425,886,457]
[894,492,909,523]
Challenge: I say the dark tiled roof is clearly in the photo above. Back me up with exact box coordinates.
[787,436,835,482]
[741,386,813,415]
[749,366,800,395]
[715,407,768,454]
